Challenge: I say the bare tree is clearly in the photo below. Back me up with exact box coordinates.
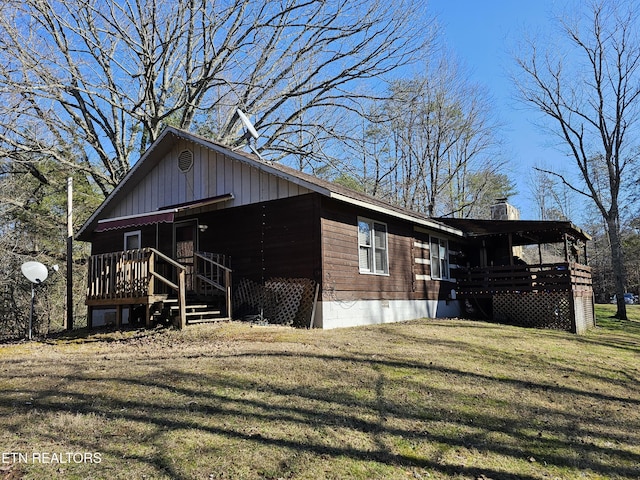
[354,53,504,217]
[528,162,576,221]
[0,0,428,195]
[514,0,640,319]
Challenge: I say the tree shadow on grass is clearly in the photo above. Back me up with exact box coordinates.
[573,317,640,353]
[1,343,639,480]
[42,324,173,344]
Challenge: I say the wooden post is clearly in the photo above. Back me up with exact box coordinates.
[178,270,187,329]
[225,269,232,319]
[145,250,155,328]
[508,233,514,265]
[147,250,155,297]
[66,177,74,330]
[87,259,93,300]
[568,290,578,333]
[538,243,543,265]
[309,283,320,329]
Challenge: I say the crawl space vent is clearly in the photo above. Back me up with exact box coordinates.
[177,150,193,173]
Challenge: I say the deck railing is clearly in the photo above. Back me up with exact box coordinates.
[87,248,150,300]
[454,262,592,298]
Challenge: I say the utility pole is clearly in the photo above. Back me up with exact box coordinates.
[66,177,73,330]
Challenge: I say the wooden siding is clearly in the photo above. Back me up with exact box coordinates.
[90,193,322,285]
[90,223,173,257]
[105,139,312,219]
[320,198,456,302]
[184,193,321,283]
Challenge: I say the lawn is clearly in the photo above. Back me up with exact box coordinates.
[0,305,638,479]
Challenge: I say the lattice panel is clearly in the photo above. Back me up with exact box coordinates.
[234,277,317,327]
[493,291,573,331]
[573,292,595,334]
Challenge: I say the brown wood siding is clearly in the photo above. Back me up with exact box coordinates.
[412,227,432,282]
[88,194,321,289]
[90,223,161,255]
[88,190,461,304]
[320,198,454,302]
[185,193,321,283]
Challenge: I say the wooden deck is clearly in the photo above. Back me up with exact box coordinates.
[86,248,231,328]
[454,262,594,333]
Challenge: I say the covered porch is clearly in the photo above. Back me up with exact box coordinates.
[438,218,595,333]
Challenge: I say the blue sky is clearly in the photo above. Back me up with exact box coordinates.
[429,0,571,220]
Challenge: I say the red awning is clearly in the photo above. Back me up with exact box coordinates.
[95,210,175,232]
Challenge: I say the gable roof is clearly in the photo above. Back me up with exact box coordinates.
[77,126,463,240]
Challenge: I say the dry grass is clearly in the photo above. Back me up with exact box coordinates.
[0,305,639,479]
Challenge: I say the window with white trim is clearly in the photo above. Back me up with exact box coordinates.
[124,230,141,251]
[358,218,388,275]
[430,236,449,280]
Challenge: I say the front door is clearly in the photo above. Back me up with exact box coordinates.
[174,221,197,292]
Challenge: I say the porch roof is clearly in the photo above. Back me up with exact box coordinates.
[435,218,591,246]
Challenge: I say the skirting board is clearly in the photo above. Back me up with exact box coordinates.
[315,299,461,329]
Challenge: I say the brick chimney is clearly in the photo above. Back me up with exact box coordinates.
[490,198,523,260]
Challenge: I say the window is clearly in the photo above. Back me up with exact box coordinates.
[358,218,388,275]
[430,236,449,280]
[124,230,141,251]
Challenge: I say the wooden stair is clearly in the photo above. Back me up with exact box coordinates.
[153,293,229,325]
[179,302,226,324]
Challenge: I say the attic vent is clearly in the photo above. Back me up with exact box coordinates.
[177,150,193,173]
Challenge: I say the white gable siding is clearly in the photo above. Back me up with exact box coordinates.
[106,139,311,219]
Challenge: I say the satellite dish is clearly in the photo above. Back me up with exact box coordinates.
[236,108,259,140]
[21,261,49,284]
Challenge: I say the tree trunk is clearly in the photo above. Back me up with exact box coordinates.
[607,216,628,320]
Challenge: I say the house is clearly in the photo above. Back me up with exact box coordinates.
[77,127,595,333]
[77,127,464,329]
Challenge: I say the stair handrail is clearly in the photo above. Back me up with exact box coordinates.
[149,248,187,272]
[195,251,231,271]
[194,251,232,319]
[147,248,187,328]
[194,252,230,290]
